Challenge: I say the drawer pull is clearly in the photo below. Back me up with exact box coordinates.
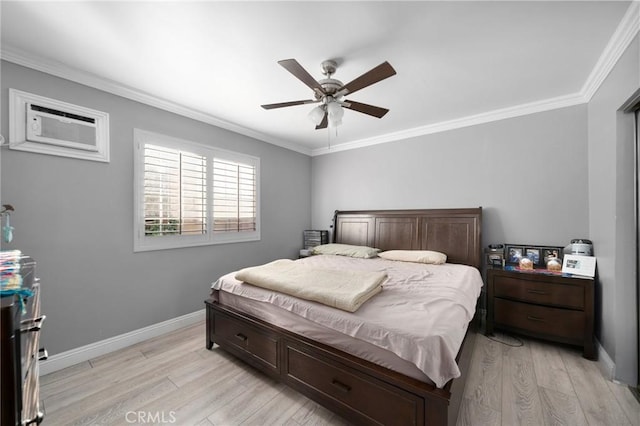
[527,315,546,322]
[24,411,44,425]
[235,333,248,342]
[331,379,351,393]
[527,289,548,295]
[39,347,48,361]
[21,314,46,326]
[21,315,46,333]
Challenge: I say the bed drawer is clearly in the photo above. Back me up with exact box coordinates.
[285,344,423,426]
[493,275,584,309]
[214,312,279,373]
[494,298,584,341]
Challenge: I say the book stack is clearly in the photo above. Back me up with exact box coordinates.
[303,230,329,249]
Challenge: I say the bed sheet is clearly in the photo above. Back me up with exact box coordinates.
[212,255,483,388]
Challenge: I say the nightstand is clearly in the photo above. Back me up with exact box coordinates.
[486,268,595,359]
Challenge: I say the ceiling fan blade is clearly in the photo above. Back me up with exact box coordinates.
[315,113,328,130]
[278,59,325,95]
[343,100,389,118]
[337,61,396,96]
[261,99,318,110]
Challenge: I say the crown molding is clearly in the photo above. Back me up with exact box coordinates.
[311,92,587,156]
[0,47,312,156]
[581,0,640,101]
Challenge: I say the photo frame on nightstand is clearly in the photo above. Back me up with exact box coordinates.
[524,247,541,265]
[505,245,524,264]
[562,254,597,277]
[505,244,564,268]
[542,247,563,261]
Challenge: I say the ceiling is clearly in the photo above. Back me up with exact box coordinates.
[0,1,633,156]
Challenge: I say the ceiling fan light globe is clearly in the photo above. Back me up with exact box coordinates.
[327,101,344,119]
[308,105,325,125]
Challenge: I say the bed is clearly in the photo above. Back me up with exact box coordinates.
[205,207,482,426]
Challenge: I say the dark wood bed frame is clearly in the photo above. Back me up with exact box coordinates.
[206,207,482,426]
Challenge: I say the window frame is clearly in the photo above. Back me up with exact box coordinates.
[133,129,260,252]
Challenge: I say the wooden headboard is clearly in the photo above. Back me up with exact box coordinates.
[333,207,482,269]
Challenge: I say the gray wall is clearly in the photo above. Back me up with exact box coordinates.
[312,105,590,250]
[1,61,312,355]
[587,35,639,384]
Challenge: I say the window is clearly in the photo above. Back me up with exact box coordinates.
[134,129,260,251]
[213,158,257,235]
[142,144,207,237]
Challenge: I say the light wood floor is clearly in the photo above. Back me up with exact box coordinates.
[40,320,639,426]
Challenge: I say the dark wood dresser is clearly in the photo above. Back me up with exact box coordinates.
[1,257,45,425]
[486,268,595,359]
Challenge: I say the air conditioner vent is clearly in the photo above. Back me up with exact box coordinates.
[29,103,95,124]
[9,89,110,163]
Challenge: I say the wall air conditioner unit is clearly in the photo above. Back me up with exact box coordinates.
[9,89,110,162]
[26,103,98,152]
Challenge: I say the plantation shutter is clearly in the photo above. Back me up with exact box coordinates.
[143,144,207,236]
[212,158,257,233]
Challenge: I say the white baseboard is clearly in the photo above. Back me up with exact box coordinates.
[596,337,616,380]
[39,309,206,376]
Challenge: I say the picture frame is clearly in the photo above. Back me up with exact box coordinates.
[506,245,524,264]
[561,254,597,277]
[541,247,563,262]
[524,247,541,265]
[504,244,565,269]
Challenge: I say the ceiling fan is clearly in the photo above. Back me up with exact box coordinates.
[261,59,396,130]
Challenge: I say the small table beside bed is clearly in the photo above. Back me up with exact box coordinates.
[205,207,483,426]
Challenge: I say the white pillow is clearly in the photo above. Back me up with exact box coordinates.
[310,243,380,259]
[378,250,447,264]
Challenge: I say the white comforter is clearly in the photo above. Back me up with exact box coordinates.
[212,255,483,388]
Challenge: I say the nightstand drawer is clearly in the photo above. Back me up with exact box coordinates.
[493,275,584,309]
[494,298,584,340]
